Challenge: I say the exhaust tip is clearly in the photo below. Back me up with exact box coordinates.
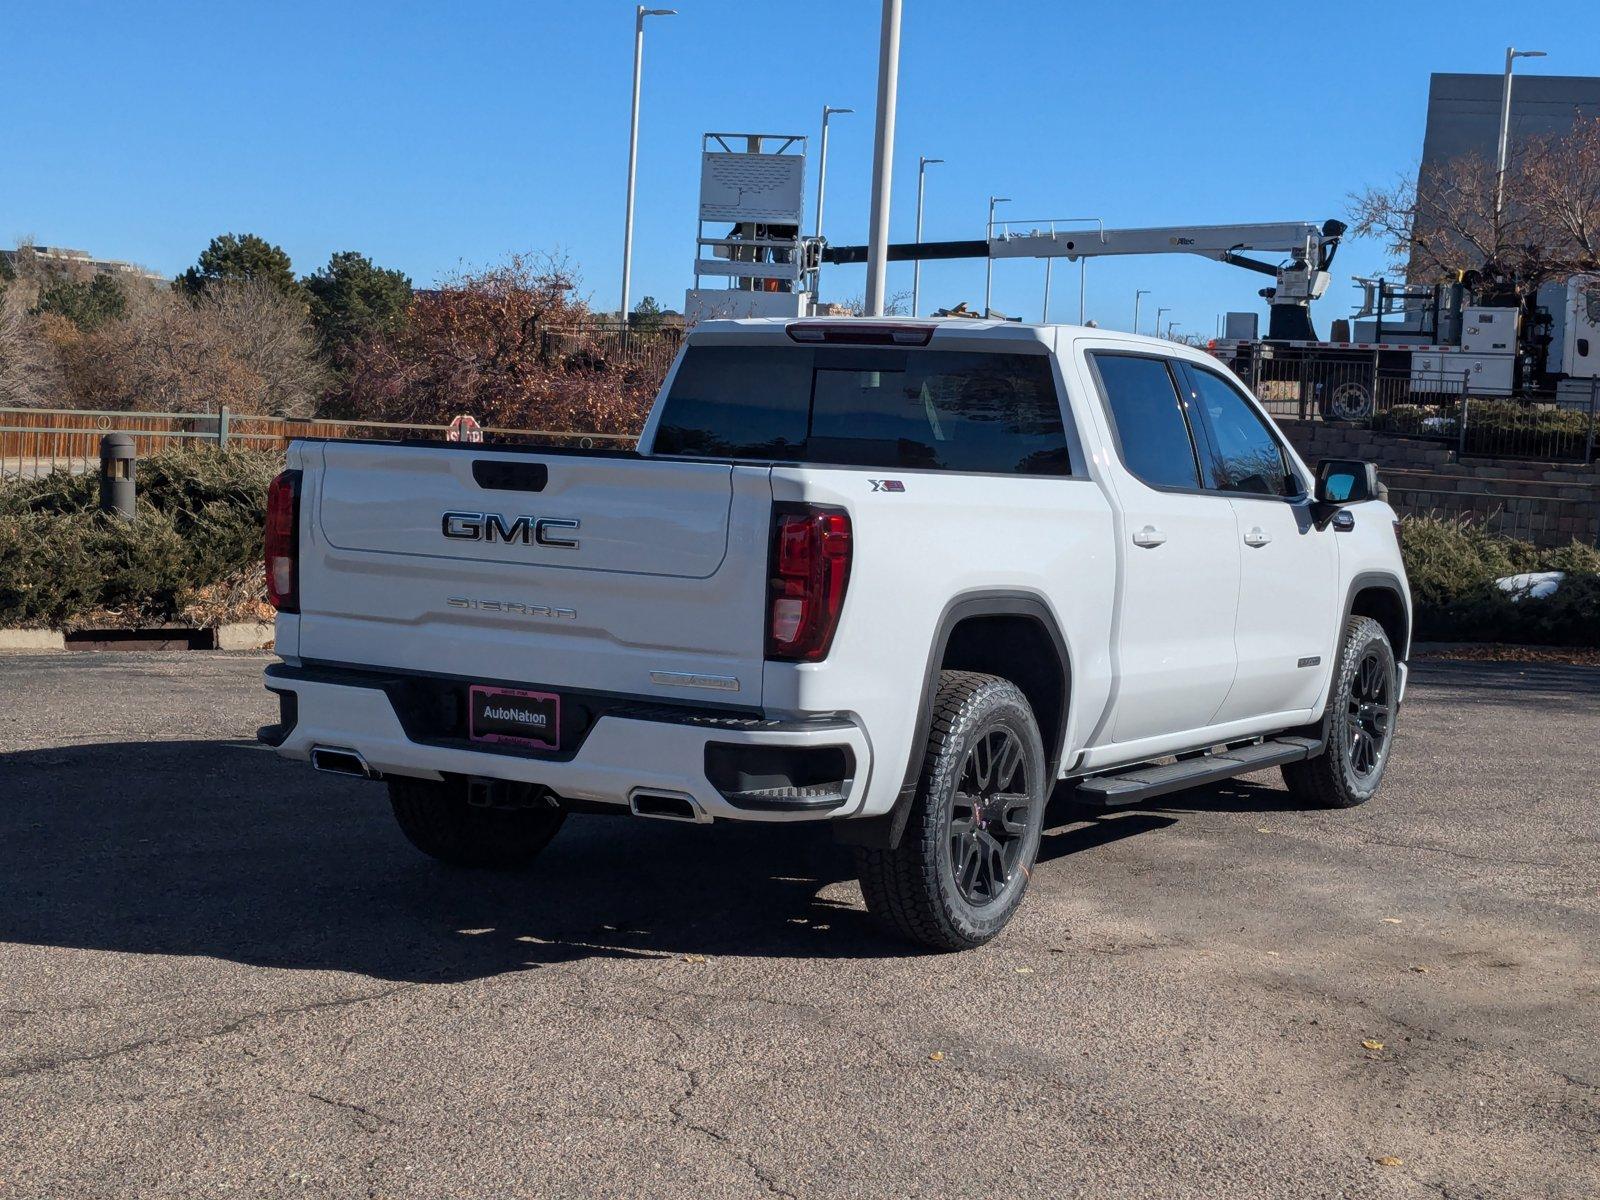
[311,747,374,779]
[629,790,709,824]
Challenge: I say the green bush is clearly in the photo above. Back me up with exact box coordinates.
[0,448,278,629]
[1401,515,1600,647]
[1398,516,1539,608]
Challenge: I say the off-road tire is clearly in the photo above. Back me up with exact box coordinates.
[387,777,566,868]
[1281,616,1397,809]
[856,671,1048,951]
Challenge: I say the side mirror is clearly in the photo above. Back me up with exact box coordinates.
[1312,459,1380,528]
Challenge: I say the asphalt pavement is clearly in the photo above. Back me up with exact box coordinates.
[0,651,1596,1199]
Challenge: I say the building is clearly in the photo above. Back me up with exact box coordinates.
[1419,71,1600,168]
[1411,72,1600,281]
[0,245,166,284]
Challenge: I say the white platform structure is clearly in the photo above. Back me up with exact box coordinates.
[685,133,818,324]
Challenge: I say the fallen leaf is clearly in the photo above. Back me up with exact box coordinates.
[1410,965,1430,973]
[682,953,707,964]
[928,1050,945,1062]
[1373,1156,1404,1168]
[1382,918,1403,925]
[1362,1039,1385,1051]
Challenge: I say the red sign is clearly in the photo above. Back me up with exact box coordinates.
[446,414,484,443]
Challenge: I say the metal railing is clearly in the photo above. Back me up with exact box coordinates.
[538,321,683,384]
[1385,481,1600,547]
[1214,343,1600,465]
[0,406,638,480]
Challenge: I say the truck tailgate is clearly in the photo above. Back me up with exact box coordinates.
[295,442,772,703]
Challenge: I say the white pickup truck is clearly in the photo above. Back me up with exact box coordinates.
[259,318,1410,950]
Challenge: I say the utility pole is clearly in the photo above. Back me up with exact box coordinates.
[1134,289,1149,335]
[863,0,901,317]
[912,155,943,317]
[620,6,676,325]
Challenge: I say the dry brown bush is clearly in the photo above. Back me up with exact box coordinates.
[52,281,325,415]
[0,295,60,408]
[331,254,657,435]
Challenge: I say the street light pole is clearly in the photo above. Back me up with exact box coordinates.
[1156,306,1169,338]
[863,0,902,317]
[815,105,854,242]
[1496,46,1547,228]
[912,155,943,317]
[1166,320,1180,341]
[984,195,1010,317]
[814,104,854,304]
[620,5,676,325]
[1078,259,1086,324]
[1134,289,1149,335]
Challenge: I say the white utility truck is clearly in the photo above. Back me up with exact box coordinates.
[259,318,1411,950]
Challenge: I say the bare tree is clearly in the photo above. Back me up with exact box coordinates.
[1351,118,1600,287]
[53,282,325,415]
[1520,116,1600,273]
[198,281,327,416]
[0,294,59,408]
[837,289,915,316]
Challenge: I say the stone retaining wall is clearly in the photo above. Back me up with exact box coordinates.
[1277,420,1600,546]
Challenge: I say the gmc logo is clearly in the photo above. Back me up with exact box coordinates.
[442,511,581,549]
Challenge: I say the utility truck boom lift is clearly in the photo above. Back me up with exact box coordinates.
[823,218,1347,339]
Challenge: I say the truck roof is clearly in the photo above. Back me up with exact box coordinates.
[685,316,1185,355]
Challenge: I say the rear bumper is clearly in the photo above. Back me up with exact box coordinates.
[262,664,873,824]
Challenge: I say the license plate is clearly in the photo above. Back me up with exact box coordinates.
[468,685,560,750]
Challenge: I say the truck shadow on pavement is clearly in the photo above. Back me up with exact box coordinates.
[0,739,1312,981]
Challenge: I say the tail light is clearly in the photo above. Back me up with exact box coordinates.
[766,505,852,662]
[265,469,301,613]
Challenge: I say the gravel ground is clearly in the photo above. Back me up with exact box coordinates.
[0,652,1595,1199]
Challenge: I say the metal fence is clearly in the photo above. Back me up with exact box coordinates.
[1215,343,1600,465]
[1384,479,1600,547]
[538,321,683,385]
[0,407,637,480]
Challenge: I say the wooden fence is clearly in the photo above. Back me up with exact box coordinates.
[0,407,637,479]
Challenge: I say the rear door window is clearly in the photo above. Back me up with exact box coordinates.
[653,345,1073,475]
[1087,353,1202,489]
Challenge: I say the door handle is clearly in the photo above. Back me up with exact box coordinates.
[1132,525,1167,548]
[1243,527,1272,548]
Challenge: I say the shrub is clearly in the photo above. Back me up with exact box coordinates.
[0,447,277,629]
[1397,516,1539,608]
[0,511,97,626]
[331,253,656,435]
[1401,515,1600,647]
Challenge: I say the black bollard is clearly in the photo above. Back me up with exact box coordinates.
[99,433,136,519]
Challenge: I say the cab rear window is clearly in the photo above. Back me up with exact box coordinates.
[652,345,1073,475]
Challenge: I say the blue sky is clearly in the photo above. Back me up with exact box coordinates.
[6,1,1599,338]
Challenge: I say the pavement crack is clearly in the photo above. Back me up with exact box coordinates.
[293,1088,396,1133]
[1345,831,1560,869]
[0,984,419,1082]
